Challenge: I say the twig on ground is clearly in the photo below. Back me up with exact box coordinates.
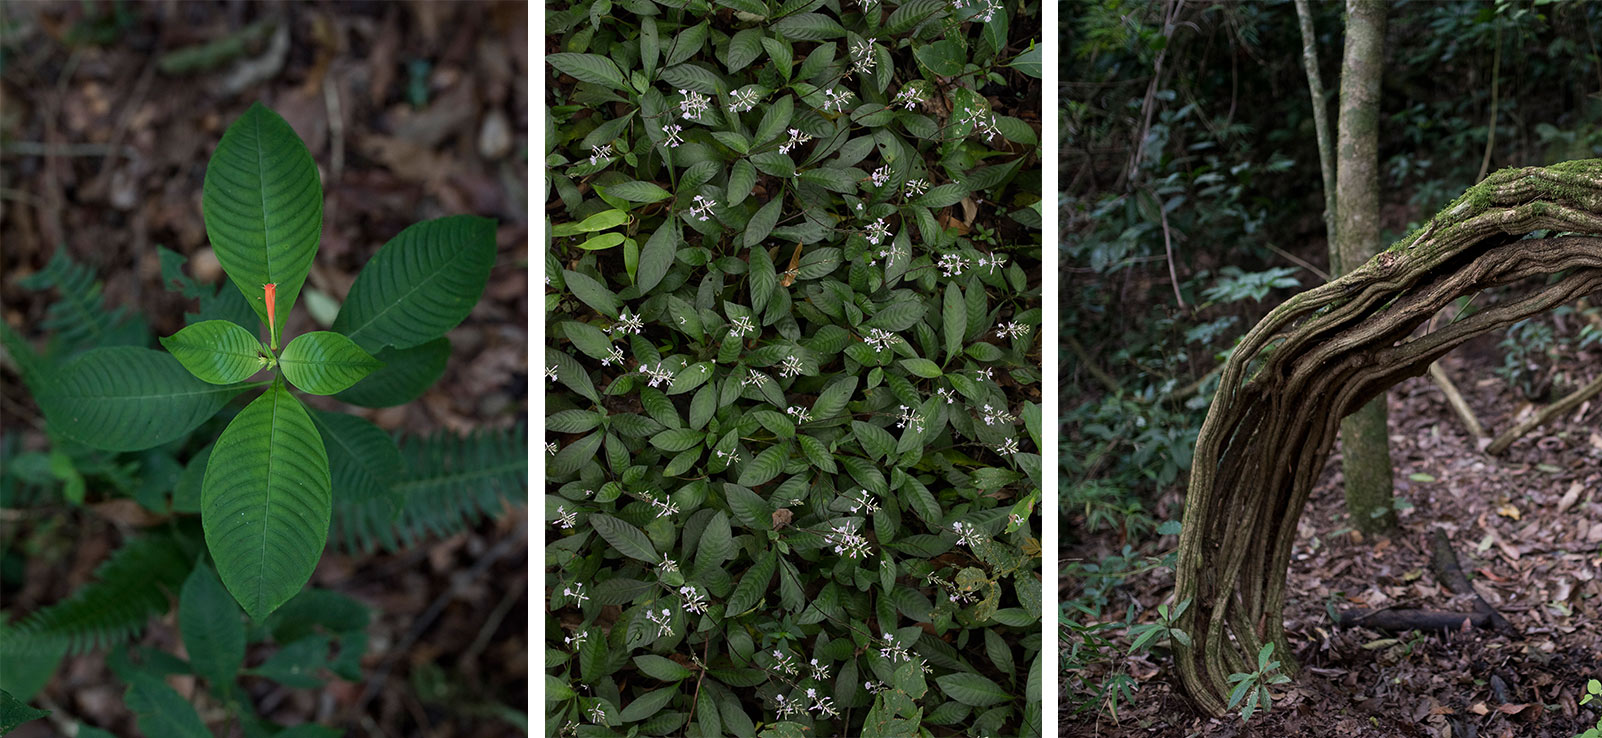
[1485,372,1602,455]
[1428,362,1486,439]
[1429,529,1515,635]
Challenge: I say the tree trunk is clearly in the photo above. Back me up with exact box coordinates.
[1170,160,1602,715]
[1335,0,1396,536]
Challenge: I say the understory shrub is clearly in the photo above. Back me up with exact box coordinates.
[0,103,526,735]
[543,0,1043,733]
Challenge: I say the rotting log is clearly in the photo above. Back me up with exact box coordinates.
[1172,159,1602,715]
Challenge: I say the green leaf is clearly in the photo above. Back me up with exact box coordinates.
[590,514,660,563]
[619,688,676,721]
[0,691,49,734]
[179,562,245,692]
[637,221,678,295]
[910,183,968,208]
[727,28,765,72]
[202,381,332,620]
[725,484,772,529]
[695,511,736,567]
[899,358,942,378]
[334,337,449,407]
[634,654,693,681]
[936,672,1011,707]
[125,675,211,738]
[548,52,631,92]
[1008,43,1041,78]
[772,13,845,40]
[332,215,497,353]
[34,347,246,452]
[811,376,856,419]
[737,444,786,487]
[666,21,709,66]
[202,103,322,350]
[603,180,674,203]
[551,209,630,236]
[913,39,965,76]
[279,331,382,395]
[577,232,626,250]
[160,320,266,385]
[310,410,404,546]
[745,196,783,248]
[943,282,964,361]
[727,159,758,207]
[562,269,623,318]
[725,548,777,615]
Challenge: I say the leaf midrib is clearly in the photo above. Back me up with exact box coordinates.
[254,386,283,615]
[345,233,481,345]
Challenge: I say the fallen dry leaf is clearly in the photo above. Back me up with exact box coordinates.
[1496,503,1521,521]
[1556,481,1582,514]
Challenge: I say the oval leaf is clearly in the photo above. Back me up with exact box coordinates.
[332,215,497,353]
[35,347,246,452]
[202,381,332,620]
[160,320,267,385]
[590,514,659,563]
[279,331,383,395]
[334,338,449,408]
[179,562,245,692]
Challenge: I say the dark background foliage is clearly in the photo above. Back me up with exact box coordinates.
[1063,0,1602,734]
[1,2,528,735]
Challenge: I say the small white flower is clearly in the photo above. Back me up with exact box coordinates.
[809,658,831,680]
[865,680,887,694]
[871,165,891,188]
[974,0,1002,22]
[919,657,933,674]
[786,405,812,422]
[952,521,985,548]
[600,345,625,367]
[638,361,676,388]
[730,315,756,338]
[611,311,644,335]
[658,555,679,574]
[779,354,804,378]
[561,719,579,736]
[645,607,674,637]
[589,144,613,165]
[662,124,684,148]
[865,218,892,246]
[848,489,879,515]
[741,369,768,387]
[904,178,929,196]
[809,692,839,717]
[938,253,970,277]
[728,88,760,113]
[822,87,853,113]
[995,321,1029,340]
[771,649,799,675]
[587,703,607,724]
[976,367,994,381]
[996,437,1019,456]
[778,127,813,155]
[687,194,716,222]
[716,448,742,464]
[959,106,1001,142]
[937,387,957,404]
[864,328,899,353]
[546,364,559,382]
[556,506,577,529]
[564,629,589,648]
[895,404,925,433]
[648,493,680,519]
[825,521,872,558]
[680,585,708,614]
[850,39,877,75]
[563,582,591,605]
[679,89,710,120]
[547,442,559,455]
[979,403,1016,426]
[775,694,802,718]
[879,632,911,663]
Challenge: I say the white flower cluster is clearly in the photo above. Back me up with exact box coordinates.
[715,448,741,464]
[952,520,986,548]
[938,253,970,277]
[647,492,679,519]
[563,581,590,605]
[850,39,876,75]
[823,87,853,112]
[687,194,716,222]
[556,505,577,529]
[546,364,559,382]
[903,177,930,197]
[809,658,831,681]
[937,387,957,404]
[871,165,891,188]
[730,315,756,338]
[996,437,1020,456]
[980,403,1016,426]
[880,632,912,663]
[865,681,888,695]
[658,556,679,574]
[590,144,612,165]
[728,88,759,113]
[896,404,925,433]
[786,405,812,422]
[564,629,588,648]
[825,521,872,558]
[848,489,879,515]
[680,585,708,614]
[978,252,1007,275]
[600,344,625,367]
[778,127,813,155]
[995,321,1029,340]
[893,86,923,111]
[807,688,839,717]
[774,694,802,718]
[959,105,1000,142]
[779,354,804,378]
[863,327,899,353]
[587,703,607,724]
[678,89,710,120]
[975,367,994,381]
[638,361,675,388]
[865,218,892,245]
[740,369,768,387]
[645,608,674,637]
[547,441,559,455]
[611,310,644,335]
[771,649,799,676]
[662,124,684,148]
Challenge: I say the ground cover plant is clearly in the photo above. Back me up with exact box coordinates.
[544,0,1043,733]
[0,17,529,730]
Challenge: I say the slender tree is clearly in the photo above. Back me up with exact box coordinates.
[1334,0,1396,535]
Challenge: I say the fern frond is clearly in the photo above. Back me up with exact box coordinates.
[18,247,148,357]
[11,533,190,654]
[333,422,526,553]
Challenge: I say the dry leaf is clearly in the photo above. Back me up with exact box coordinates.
[1469,702,1490,715]
[1496,504,1521,521]
[1556,481,1582,514]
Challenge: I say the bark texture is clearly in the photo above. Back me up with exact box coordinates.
[1335,0,1396,535]
[1171,160,1602,715]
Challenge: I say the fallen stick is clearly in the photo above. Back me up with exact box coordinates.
[1429,361,1487,439]
[1485,373,1602,455]
[1335,607,1489,632]
[1429,529,1516,635]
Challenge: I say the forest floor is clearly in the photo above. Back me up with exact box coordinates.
[1062,330,1602,737]
[2,2,527,736]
